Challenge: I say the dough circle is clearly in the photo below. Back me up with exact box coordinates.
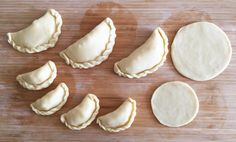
[151,81,199,127]
[171,22,232,81]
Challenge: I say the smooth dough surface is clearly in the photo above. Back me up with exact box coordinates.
[7,9,62,53]
[31,83,69,115]
[114,27,168,78]
[60,17,116,69]
[171,22,232,81]
[97,97,136,132]
[151,81,199,127]
[16,60,57,90]
[60,94,100,130]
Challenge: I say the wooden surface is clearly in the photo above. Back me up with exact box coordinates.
[0,0,236,141]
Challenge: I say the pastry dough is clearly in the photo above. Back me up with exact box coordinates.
[114,27,168,78]
[59,17,116,69]
[171,22,232,81]
[7,9,62,53]
[31,83,69,115]
[60,94,100,130]
[97,97,136,132]
[151,81,199,127]
[16,60,57,90]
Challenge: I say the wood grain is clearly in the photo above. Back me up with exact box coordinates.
[0,0,236,141]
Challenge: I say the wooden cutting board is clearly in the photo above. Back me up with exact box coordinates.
[0,0,236,141]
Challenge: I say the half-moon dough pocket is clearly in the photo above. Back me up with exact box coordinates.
[60,17,116,69]
[114,27,168,78]
[97,97,136,132]
[16,60,57,90]
[60,94,100,130]
[31,83,69,115]
[7,9,62,53]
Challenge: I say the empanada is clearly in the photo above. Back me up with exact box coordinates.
[114,27,168,78]
[31,83,69,115]
[7,9,62,53]
[60,17,116,69]
[97,97,136,132]
[16,60,57,90]
[60,94,100,130]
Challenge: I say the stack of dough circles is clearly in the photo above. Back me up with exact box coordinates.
[151,81,199,127]
[171,22,232,81]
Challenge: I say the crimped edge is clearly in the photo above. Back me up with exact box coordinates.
[16,60,57,90]
[60,94,100,130]
[59,17,116,69]
[7,9,63,53]
[30,83,69,116]
[96,97,137,132]
[114,27,169,78]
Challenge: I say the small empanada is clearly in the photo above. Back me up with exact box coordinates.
[31,83,69,115]
[7,9,62,53]
[60,94,100,130]
[16,60,57,90]
[97,97,136,132]
[60,17,116,69]
[114,27,168,78]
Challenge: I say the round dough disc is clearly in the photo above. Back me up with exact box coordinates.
[171,22,232,81]
[151,81,199,127]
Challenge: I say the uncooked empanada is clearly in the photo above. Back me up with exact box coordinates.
[60,94,100,130]
[7,9,62,53]
[60,17,116,69]
[31,83,69,115]
[114,27,168,78]
[16,60,57,90]
[97,97,136,132]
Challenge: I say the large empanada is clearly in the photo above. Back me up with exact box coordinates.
[59,17,116,69]
[97,97,136,132]
[60,94,100,130]
[7,9,62,53]
[114,27,168,78]
[16,60,57,90]
[31,83,69,116]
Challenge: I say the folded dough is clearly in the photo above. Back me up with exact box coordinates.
[60,94,100,130]
[59,17,116,69]
[7,9,62,53]
[31,83,69,115]
[16,60,57,90]
[97,97,136,132]
[114,27,168,78]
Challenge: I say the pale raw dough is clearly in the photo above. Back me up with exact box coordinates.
[16,60,57,90]
[31,83,69,115]
[114,27,168,79]
[60,94,100,130]
[7,9,62,53]
[151,81,199,127]
[60,17,116,69]
[171,22,232,81]
[97,97,136,132]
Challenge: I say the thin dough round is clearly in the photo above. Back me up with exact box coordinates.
[97,97,136,132]
[151,81,199,127]
[16,60,57,90]
[31,83,69,115]
[171,22,232,81]
[60,94,100,130]
[7,9,62,53]
[114,27,168,79]
[60,17,116,69]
